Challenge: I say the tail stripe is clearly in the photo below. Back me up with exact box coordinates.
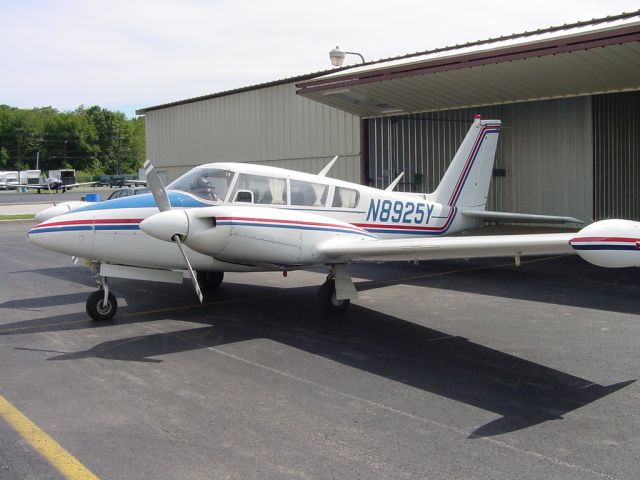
[448,125,501,206]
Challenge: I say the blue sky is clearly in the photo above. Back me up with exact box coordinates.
[1,0,639,117]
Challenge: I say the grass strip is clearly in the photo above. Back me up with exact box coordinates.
[0,214,35,220]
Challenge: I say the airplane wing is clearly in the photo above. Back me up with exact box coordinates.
[65,181,99,188]
[461,209,582,225]
[318,233,575,263]
[17,183,47,189]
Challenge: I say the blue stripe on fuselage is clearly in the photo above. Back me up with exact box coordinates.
[28,225,93,234]
[69,191,210,213]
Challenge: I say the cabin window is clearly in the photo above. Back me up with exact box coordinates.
[231,173,287,204]
[290,180,328,207]
[332,187,360,208]
[167,168,234,201]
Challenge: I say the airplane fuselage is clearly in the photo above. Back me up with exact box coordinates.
[28,162,483,272]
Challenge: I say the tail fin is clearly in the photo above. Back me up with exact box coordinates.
[433,116,501,209]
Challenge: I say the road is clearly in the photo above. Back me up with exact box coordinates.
[0,188,108,205]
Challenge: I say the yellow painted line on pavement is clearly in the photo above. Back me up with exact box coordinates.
[0,394,99,480]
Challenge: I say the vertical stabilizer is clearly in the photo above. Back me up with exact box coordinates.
[433,116,501,209]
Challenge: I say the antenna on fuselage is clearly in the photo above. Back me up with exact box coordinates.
[318,155,339,177]
[385,172,404,191]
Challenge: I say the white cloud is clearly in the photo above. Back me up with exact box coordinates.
[1,0,638,116]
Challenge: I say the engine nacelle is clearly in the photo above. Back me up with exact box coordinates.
[184,205,376,266]
[182,205,376,267]
[570,219,640,268]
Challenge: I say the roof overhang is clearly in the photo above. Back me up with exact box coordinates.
[296,20,640,117]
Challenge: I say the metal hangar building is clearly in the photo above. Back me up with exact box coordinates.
[137,11,640,222]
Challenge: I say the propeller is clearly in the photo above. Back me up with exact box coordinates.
[43,174,57,206]
[143,160,203,303]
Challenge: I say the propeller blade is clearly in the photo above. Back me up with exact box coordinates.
[144,159,171,212]
[143,160,203,303]
[43,174,57,206]
[172,234,203,303]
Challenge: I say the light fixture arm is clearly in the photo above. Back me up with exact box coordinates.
[344,51,365,63]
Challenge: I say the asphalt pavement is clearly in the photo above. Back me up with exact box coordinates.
[0,188,109,215]
[1,220,639,479]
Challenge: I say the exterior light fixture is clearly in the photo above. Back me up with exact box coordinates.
[329,46,365,67]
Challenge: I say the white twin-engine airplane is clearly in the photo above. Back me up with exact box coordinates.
[28,116,640,320]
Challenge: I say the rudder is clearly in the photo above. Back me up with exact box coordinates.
[432,116,501,209]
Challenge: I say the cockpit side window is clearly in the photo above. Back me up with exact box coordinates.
[231,173,287,204]
[167,168,234,201]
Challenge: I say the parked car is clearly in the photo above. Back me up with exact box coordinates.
[107,187,149,199]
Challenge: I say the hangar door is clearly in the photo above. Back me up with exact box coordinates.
[593,91,640,221]
[364,98,594,222]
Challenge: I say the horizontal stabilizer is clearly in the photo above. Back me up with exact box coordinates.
[461,209,583,225]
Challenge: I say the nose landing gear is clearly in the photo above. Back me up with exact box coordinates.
[86,277,118,321]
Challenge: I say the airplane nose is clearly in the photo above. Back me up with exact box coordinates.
[27,224,48,248]
[139,209,189,242]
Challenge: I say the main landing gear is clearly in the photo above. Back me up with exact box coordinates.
[317,274,351,314]
[86,277,118,321]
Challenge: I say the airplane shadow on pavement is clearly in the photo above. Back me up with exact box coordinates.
[2,271,635,439]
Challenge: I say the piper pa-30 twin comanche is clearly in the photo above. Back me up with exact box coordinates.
[28,116,640,320]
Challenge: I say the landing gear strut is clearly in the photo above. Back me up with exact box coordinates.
[86,277,117,321]
[317,274,350,314]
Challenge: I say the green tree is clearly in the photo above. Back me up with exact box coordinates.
[0,146,8,169]
[0,104,145,174]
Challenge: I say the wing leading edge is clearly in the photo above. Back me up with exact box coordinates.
[318,233,575,263]
[460,209,582,225]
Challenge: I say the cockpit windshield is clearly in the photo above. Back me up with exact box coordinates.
[167,168,234,201]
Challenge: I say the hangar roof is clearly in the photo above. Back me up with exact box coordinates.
[296,10,640,117]
[135,71,334,114]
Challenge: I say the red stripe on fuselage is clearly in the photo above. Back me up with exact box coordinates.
[354,222,446,231]
[35,218,143,228]
[217,216,368,233]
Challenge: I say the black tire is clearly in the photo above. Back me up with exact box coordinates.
[197,271,224,289]
[86,290,118,321]
[317,278,350,314]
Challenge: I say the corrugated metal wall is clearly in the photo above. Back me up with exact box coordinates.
[594,91,640,221]
[145,82,637,223]
[366,97,594,221]
[144,83,361,183]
